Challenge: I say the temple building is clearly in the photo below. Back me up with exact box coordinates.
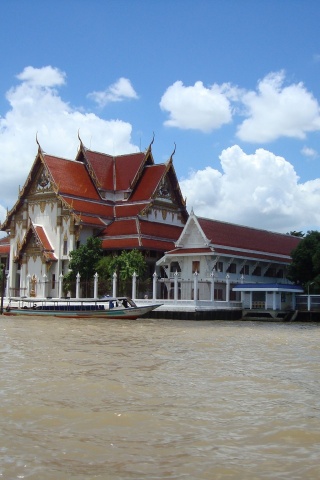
[1,136,303,311]
[0,137,188,297]
[156,210,303,311]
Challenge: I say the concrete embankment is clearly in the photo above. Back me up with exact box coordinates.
[147,309,320,321]
[147,309,243,321]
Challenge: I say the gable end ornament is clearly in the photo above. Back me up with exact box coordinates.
[146,132,155,153]
[166,142,176,165]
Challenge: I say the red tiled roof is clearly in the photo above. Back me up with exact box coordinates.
[103,218,138,236]
[1,144,188,257]
[99,219,183,253]
[101,238,140,249]
[44,155,100,200]
[115,153,147,191]
[165,247,214,255]
[0,237,10,255]
[82,150,114,190]
[140,238,175,251]
[139,220,183,239]
[33,225,57,261]
[15,224,57,263]
[76,215,108,227]
[59,196,114,218]
[130,165,165,201]
[34,225,52,251]
[115,203,149,217]
[198,217,300,257]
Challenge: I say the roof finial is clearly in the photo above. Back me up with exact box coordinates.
[169,142,176,162]
[147,132,155,152]
[36,132,42,152]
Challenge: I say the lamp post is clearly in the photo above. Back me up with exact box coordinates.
[307,281,314,312]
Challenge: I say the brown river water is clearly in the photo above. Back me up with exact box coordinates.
[0,316,320,480]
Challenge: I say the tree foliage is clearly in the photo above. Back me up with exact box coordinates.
[287,230,320,291]
[63,237,102,294]
[96,250,147,296]
[97,250,146,280]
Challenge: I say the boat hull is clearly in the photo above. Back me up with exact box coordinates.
[4,305,162,319]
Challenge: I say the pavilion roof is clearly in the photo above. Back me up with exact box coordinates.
[197,217,300,259]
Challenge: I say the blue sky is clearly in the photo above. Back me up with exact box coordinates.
[1,0,320,234]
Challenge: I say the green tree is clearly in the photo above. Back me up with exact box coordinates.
[287,230,320,291]
[95,255,116,296]
[97,250,147,296]
[64,237,102,295]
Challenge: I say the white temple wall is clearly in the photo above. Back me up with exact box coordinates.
[146,207,185,227]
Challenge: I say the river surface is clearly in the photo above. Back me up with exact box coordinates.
[0,316,319,480]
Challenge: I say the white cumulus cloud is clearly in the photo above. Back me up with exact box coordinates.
[301,146,318,158]
[17,65,66,87]
[160,72,320,145]
[160,80,238,132]
[237,71,320,142]
[180,145,320,232]
[0,66,138,220]
[88,77,138,107]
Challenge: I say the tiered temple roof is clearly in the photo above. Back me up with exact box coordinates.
[1,138,188,254]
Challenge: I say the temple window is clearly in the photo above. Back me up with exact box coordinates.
[227,263,237,274]
[252,266,261,276]
[216,261,223,273]
[240,265,249,275]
